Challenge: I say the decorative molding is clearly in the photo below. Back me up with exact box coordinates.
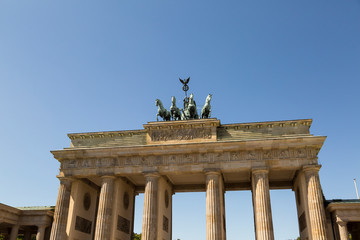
[222,119,312,130]
[68,130,145,140]
[61,147,319,170]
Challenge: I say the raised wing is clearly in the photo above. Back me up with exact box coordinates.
[179,78,185,84]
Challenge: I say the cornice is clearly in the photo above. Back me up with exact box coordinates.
[327,202,360,212]
[68,129,145,141]
[52,135,326,161]
[221,119,312,130]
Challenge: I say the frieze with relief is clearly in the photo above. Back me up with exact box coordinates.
[61,147,319,170]
[149,128,212,142]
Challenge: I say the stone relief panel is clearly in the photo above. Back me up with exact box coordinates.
[149,128,212,142]
[295,148,306,158]
[246,151,257,160]
[117,215,130,234]
[263,150,272,160]
[163,215,169,233]
[61,147,318,170]
[75,216,92,234]
[279,149,290,159]
[230,152,241,161]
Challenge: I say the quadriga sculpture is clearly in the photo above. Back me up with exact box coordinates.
[201,94,212,119]
[155,99,171,121]
[182,93,198,120]
[170,96,181,120]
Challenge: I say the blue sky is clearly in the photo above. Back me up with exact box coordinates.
[1,1,360,239]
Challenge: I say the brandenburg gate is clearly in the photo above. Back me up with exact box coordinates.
[49,118,328,240]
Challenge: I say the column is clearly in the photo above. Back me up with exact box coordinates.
[50,177,72,240]
[303,165,327,240]
[337,221,349,240]
[206,171,223,240]
[36,225,46,240]
[142,173,159,240]
[252,168,274,240]
[94,176,115,240]
[9,225,19,240]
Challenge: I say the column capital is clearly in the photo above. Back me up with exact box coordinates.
[100,175,116,181]
[337,220,348,227]
[57,176,73,185]
[143,171,160,179]
[252,167,269,175]
[302,164,321,173]
[204,169,221,176]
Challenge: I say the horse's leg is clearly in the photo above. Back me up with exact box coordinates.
[156,113,159,121]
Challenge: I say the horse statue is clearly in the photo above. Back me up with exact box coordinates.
[155,99,171,121]
[201,94,212,119]
[170,96,181,120]
[182,93,199,120]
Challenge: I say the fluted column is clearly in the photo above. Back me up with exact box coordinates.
[36,225,46,240]
[252,168,274,240]
[337,221,349,240]
[9,225,19,240]
[142,173,159,240]
[303,165,327,240]
[50,177,72,240]
[94,176,115,240]
[206,171,222,240]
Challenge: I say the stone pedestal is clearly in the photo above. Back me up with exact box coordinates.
[50,178,72,240]
[36,225,46,240]
[206,171,225,240]
[94,176,115,240]
[252,168,274,240]
[9,225,19,240]
[142,173,160,240]
[303,165,327,240]
[337,221,349,240]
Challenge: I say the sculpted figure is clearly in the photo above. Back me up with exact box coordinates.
[170,96,181,120]
[182,93,199,120]
[155,99,171,121]
[201,94,212,119]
